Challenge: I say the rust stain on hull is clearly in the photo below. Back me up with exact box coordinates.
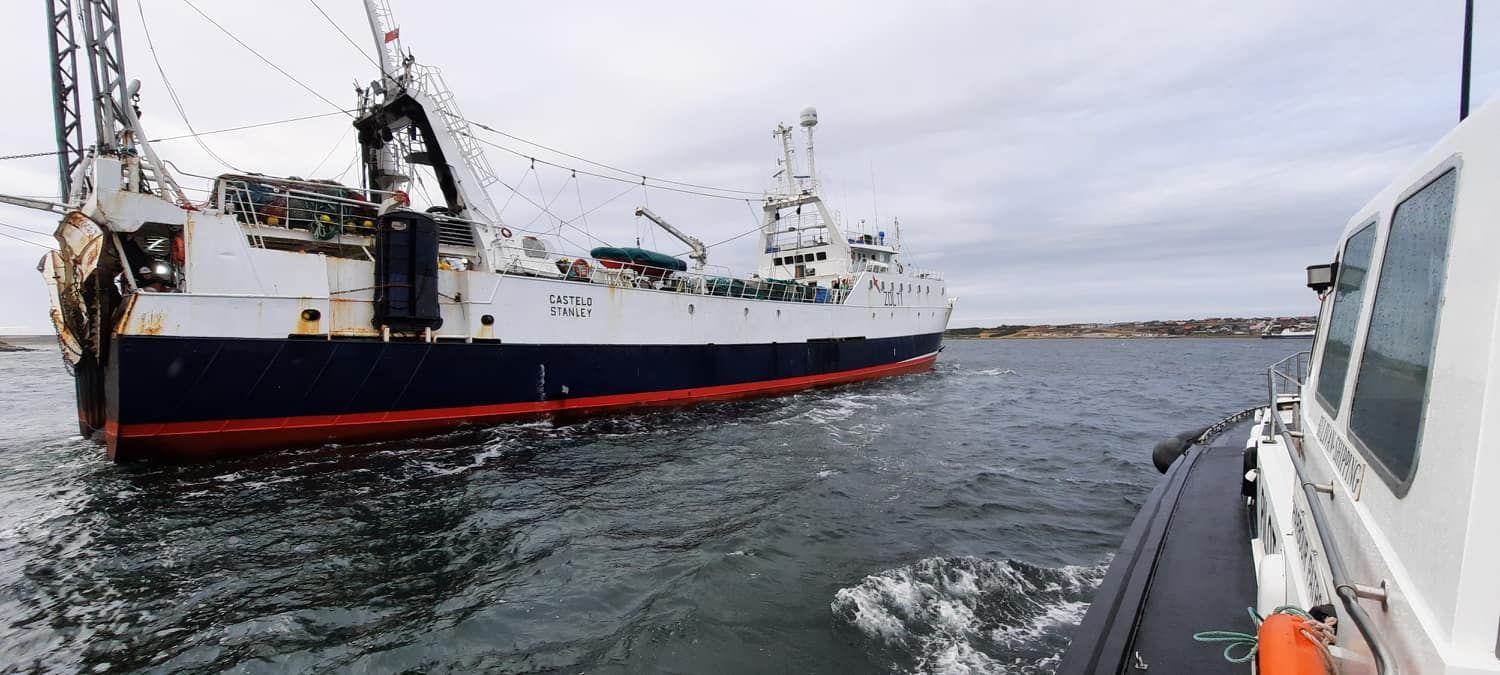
[132,307,167,336]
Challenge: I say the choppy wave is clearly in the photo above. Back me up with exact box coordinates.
[831,556,1106,674]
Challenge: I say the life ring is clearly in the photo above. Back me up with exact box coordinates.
[500,226,513,238]
[569,258,592,280]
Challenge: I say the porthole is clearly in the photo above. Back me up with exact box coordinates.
[300,308,321,322]
[688,304,695,315]
[480,314,495,325]
[744,307,750,316]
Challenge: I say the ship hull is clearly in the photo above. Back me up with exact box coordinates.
[103,332,942,461]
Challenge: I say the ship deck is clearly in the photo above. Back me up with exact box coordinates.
[1059,419,1257,674]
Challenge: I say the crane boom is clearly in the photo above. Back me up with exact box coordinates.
[634,206,707,270]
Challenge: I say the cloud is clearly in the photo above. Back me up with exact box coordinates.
[0,0,1495,334]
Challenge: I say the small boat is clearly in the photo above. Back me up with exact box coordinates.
[1062,9,1494,673]
[1261,329,1315,339]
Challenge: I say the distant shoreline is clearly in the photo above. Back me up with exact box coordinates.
[943,333,1266,340]
[0,335,51,350]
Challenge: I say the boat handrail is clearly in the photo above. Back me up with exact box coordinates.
[1264,351,1397,675]
[556,257,853,305]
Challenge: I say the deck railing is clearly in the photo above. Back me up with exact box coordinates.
[1264,350,1397,675]
[197,173,905,307]
[500,253,858,306]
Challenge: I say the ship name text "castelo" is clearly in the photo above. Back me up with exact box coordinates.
[549,294,595,318]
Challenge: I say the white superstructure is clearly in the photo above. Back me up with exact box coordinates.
[1247,94,1500,674]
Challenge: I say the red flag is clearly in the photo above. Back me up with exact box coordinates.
[384,27,400,43]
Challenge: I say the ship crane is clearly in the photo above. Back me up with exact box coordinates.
[634,206,707,271]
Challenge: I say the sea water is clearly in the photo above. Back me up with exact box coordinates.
[0,338,1296,673]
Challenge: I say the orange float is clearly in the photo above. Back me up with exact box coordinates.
[1256,613,1328,674]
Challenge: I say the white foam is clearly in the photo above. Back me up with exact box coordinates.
[830,556,1108,673]
[974,368,1018,377]
[815,470,840,479]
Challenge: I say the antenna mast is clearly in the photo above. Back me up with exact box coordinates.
[1461,0,1474,121]
[774,123,799,197]
[800,107,819,193]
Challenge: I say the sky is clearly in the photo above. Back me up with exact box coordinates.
[0,1,1495,333]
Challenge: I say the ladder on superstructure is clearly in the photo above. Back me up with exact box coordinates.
[410,66,501,195]
[365,1,500,216]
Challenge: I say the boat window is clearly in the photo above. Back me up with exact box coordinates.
[1348,168,1457,490]
[817,252,827,261]
[773,257,782,266]
[1314,221,1378,416]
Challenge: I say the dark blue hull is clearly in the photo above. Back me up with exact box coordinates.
[102,333,944,461]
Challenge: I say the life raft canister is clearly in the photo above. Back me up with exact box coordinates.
[1256,613,1327,674]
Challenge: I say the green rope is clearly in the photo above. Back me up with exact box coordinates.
[1192,606,1319,664]
[312,217,339,241]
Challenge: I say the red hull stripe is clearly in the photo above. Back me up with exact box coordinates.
[107,352,938,459]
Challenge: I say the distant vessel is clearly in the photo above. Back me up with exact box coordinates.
[1260,328,1314,339]
[6,1,951,461]
[1064,11,1496,672]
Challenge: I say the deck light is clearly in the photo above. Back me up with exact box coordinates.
[1306,263,1336,294]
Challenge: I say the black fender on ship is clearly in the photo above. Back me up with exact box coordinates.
[1151,426,1211,473]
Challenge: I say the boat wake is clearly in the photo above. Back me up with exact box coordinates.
[831,556,1106,674]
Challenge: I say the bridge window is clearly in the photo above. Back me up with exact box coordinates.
[1314,221,1378,415]
[1349,168,1457,491]
[817,251,827,261]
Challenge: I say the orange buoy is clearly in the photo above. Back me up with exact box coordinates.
[1256,613,1327,674]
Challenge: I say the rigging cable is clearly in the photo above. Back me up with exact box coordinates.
[0,221,56,238]
[175,1,771,208]
[0,222,58,250]
[490,172,611,247]
[526,163,562,233]
[0,150,65,161]
[307,125,355,177]
[2,110,354,160]
[496,164,533,216]
[180,0,354,117]
[571,171,594,244]
[670,202,766,258]
[470,135,771,203]
[0,231,55,250]
[162,2,771,261]
[306,0,385,72]
[138,0,239,172]
[465,120,767,196]
[151,111,354,143]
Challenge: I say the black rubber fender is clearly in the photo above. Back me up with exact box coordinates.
[1241,445,1258,499]
[1152,437,1189,473]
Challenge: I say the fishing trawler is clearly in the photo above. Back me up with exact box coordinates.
[1062,8,1497,673]
[8,1,951,462]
